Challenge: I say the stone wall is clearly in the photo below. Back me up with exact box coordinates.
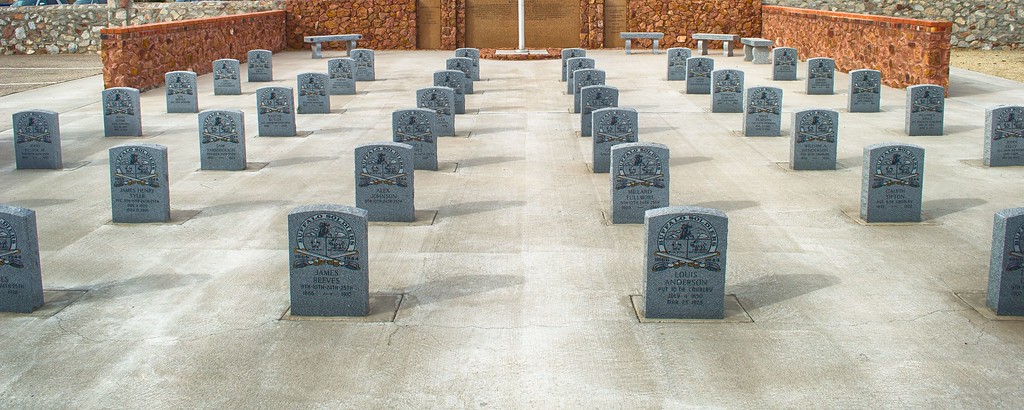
[578,0,762,49]
[284,0,417,50]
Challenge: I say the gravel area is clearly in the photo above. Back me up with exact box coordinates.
[951,48,1024,83]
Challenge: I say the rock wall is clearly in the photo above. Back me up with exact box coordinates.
[579,0,762,49]
[284,0,417,50]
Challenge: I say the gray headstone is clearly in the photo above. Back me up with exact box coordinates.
[165,71,198,114]
[772,47,798,81]
[416,87,455,136]
[433,70,466,115]
[351,49,375,81]
[988,208,1024,315]
[805,57,835,95]
[455,48,481,80]
[790,109,839,170]
[355,142,415,222]
[327,58,357,95]
[644,206,728,319]
[860,142,924,223]
[611,142,669,224]
[566,57,596,94]
[905,84,945,136]
[666,47,691,81]
[392,108,438,171]
[246,49,273,82]
[288,204,369,317]
[592,108,638,173]
[572,68,606,114]
[743,86,783,137]
[984,105,1024,167]
[256,87,296,137]
[561,48,586,81]
[296,73,331,114]
[446,57,474,94]
[0,205,43,313]
[198,109,246,171]
[103,87,142,137]
[711,69,744,113]
[580,85,619,137]
[109,143,170,223]
[685,57,714,94]
[12,110,62,169]
[848,69,881,113]
[212,59,241,95]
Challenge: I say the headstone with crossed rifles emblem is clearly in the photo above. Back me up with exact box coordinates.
[351,49,375,81]
[685,57,714,94]
[988,208,1024,315]
[848,69,882,113]
[666,48,691,81]
[905,84,945,136]
[296,73,331,114]
[455,48,481,80]
[109,144,170,223]
[327,58,357,95]
[984,105,1024,166]
[0,205,43,313]
[102,87,142,137]
[165,71,198,114]
[806,57,835,95]
[644,206,728,319]
[592,108,638,173]
[433,70,466,115]
[198,109,246,171]
[790,109,839,170]
[246,49,273,82]
[255,87,296,137]
[772,47,798,81]
[561,48,586,81]
[12,110,62,169]
[392,108,438,171]
[860,142,925,223]
[581,85,618,137]
[446,57,474,94]
[610,142,669,224]
[354,142,415,222]
[566,57,595,94]
[416,87,455,136]
[711,69,744,113]
[572,68,605,114]
[288,204,369,316]
[212,59,241,95]
[743,86,783,137]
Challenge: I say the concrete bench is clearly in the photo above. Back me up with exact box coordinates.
[692,33,740,57]
[303,34,363,59]
[741,37,773,64]
[620,32,665,55]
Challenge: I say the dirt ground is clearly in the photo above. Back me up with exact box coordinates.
[950,48,1024,83]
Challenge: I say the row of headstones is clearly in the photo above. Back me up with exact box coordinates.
[667,47,837,93]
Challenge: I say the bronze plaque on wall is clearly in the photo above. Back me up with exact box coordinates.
[603,0,627,48]
[417,0,442,49]
[465,0,579,48]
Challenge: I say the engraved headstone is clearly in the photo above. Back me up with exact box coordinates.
[109,143,170,223]
[905,84,945,136]
[102,87,142,137]
[0,205,43,313]
[165,71,198,114]
[446,57,474,94]
[580,85,619,137]
[433,70,466,115]
[246,49,273,82]
[12,110,62,169]
[392,108,438,171]
[592,108,638,173]
[351,49,375,81]
[984,105,1024,167]
[848,69,882,113]
[212,59,241,95]
[666,47,691,81]
[354,142,415,222]
[772,47,798,81]
[806,57,835,95]
[572,68,606,114]
[327,58,357,95]
[561,48,586,81]
[988,208,1024,315]
[743,86,783,137]
[566,57,596,94]
[296,73,331,114]
[860,142,924,223]
[288,204,369,317]
[711,69,744,113]
[790,109,839,170]
[644,206,728,319]
[455,47,481,80]
[611,142,669,224]
[198,109,246,171]
[416,87,455,136]
[256,87,296,137]
[685,57,714,94]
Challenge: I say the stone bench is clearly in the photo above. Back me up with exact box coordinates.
[303,34,363,59]
[620,32,665,55]
[692,33,740,57]
[741,37,773,64]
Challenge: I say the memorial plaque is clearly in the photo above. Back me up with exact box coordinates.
[446,57,475,94]
[327,58,357,95]
[984,105,1024,167]
[592,108,638,173]
[711,69,744,113]
[848,69,881,113]
[988,208,1024,315]
[198,109,246,171]
[580,85,618,137]
[0,205,43,313]
[256,87,296,137]
[860,142,924,223]
[561,48,586,81]
[213,59,241,95]
[611,142,669,224]
[566,57,595,94]
[572,68,606,114]
[416,87,455,136]
[392,108,438,171]
[417,0,442,49]
[743,86,783,137]
[12,110,62,169]
[644,206,728,319]
[772,47,798,81]
[355,142,415,222]
[296,73,331,114]
[165,71,198,114]
[351,49,375,81]
[806,57,835,95]
[905,84,945,136]
[247,49,273,82]
[666,47,691,81]
[433,70,466,115]
[685,57,714,95]
[455,48,481,80]
[790,109,839,170]
[102,87,142,137]
[465,0,580,49]
[109,143,170,223]
[288,204,369,317]
[602,0,627,47]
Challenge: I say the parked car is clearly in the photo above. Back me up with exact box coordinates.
[73,0,105,4]
[9,0,66,5]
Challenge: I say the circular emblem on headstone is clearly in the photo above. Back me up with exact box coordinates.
[215,62,237,80]
[166,74,193,96]
[748,89,780,114]
[258,89,290,114]
[994,107,1024,141]
[852,72,880,94]
[795,111,836,143]
[104,89,135,116]
[1009,225,1024,271]
[653,214,721,272]
[689,59,712,78]
[872,147,920,188]
[329,61,353,79]
[809,60,833,79]
[395,112,433,143]
[299,76,326,97]
[113,146,160,188]
[714,71,741,93]
[776,50,796,66]
[595,112,635,144]
[0,218,23,269]
[293,213,359,269]
[15,113,51,144]
[912,89,943,113]
[201,112,239,144]
[614,147,664,190]
[358,146,408,188]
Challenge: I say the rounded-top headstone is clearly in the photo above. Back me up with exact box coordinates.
[109,143,170,223]
[860,142,925,223]
[790,109,839,170]
[566,57,596,94]
[611,142,669,224]
[984,105,1024,167]
[806,57,835,95]
[744,86,783,137]
[198,109,246,171]
[165,71,198,114]
[12,109,62,170]
[666,47,692,81]
[354,142,416,222]
[296,72,331,114]
[644,206,729,319]
[327,58,357,95]
[905,84,945,136]
[592,107,639,173]
[0,204,43,313]
[561,48,587,81]
[247,49,273,82]
[256,86,296,137]
[454,48,481,80]
[416,87,456,136]
[685,57,714,94]
[102,87,142,137]
[288,204,369,317]
[392,108,438,171]
[772,47,798,81]
[989,208,1024,316]
[711,69,744,113]
[351,49,375,81]
[848,69,882,113]
[212,58,241,95]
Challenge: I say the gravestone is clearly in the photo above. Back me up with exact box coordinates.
[416,87,455,136]
[288,204,369,317]
[592,108,638,173]
[580,85,619,137]
[561,48,586,81]
[743,86,783,137]
[433,70,466,115]
[611,142,669,224]
[327,58,357,95]
[102,87,142,137]
[860,142,924,223]
[905,84,945,136]
[772,47,798,81]
[685,57,714,94]
[256,87,296,137]
[0,205,43,313]
[392,108,438,171]
[212,59,241,95]
[572,68,606,114]
[848,69,882,113]
[666,47,691,81]
[984,105,1024,166]
[246,49,273,82]
[711,69,744,113]
[790,109,839,170]
[806,57,835,95]
[165,71,198,113]
[296,73,331,114]
[644,206,728,319]
[446,57,474,94]
[12,110,62,169]
[455,47,481,80]
[351,49,375,81]
[566,57,596,94]
[355,142,415,222]
[988,208,1024,315]
[198,109,246,171]
[109,143,170,223]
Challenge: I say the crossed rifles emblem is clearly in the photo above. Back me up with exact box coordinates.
[874,170,919,187]
[596,131,633,144]
[653,250,721,271]
[993,126,1023,141]
[259,102,289,114]
[396,130,432,143]
[0,248,23,268]
[114,170,159,187]
[202,131,237,144]
[293,245,360,269]
[797,129,835,143]
[17,131,51,144]
[616,171,664,188]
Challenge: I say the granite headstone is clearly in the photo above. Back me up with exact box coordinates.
[392,108,438,171]
[580,85,618,137]
[288,204,369,317]
[296,73,331,114]
[711,69,744,113]
[455,47,481,80]
[806,57,835,95]
[685,57,714,94]
[355,142,415,222]
[860,142,924,222]
[165,71,198,114]
[572,68,606,114]
[988,208,1024,315]
[905,84,944,136]
[103,87,142,137]
[198,109,246,171]
[212,58,241,95]
[743,86,783,137]
[12,110,62,169]
[109,143,170,223]
[0,205,43,313]
[592,108,638,173]
[416,87,455,136]
[327,58,357,95]
[561,48,586,81]
[433,70,466,115]
[446,57,474,94]
[256,86,297,137]
[984,105,1024,166]
[644,206,728,319]
[351,49,375,81]
[772,47,798,81]
[848,69,882,113]
[666,47,692,81]
[611,142,669,224]
[566,57,596,94]
[246,49,273,82]
[790,109,839,170]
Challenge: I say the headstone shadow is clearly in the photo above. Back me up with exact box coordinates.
[670,156,712,167]
[88,273,211,298]
[438,200,526,217]
[192,200,292,219]
[457,155,524,168]
[269,155,334,167]
[692,200,759,212]
[400,274,524,309]
[923,197,987,219]
[731,273,841,309]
